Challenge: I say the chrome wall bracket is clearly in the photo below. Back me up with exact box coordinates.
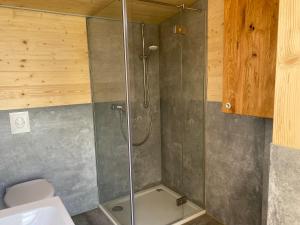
[176,196,187,206]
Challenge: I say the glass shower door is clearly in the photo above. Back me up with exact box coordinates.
[179,4,207,217]
[88,0,207,224]
[158,7,187,225]
[159,6,206,223]
[126,1,207,225]
[87,4,134,225]
[128,11,186,225]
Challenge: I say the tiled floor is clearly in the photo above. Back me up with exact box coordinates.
[185,214,223,225]
[72,208,114,225]
[72,208,223,225]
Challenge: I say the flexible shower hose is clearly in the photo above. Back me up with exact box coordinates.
[118,105,153,147]
[117,28,154,147]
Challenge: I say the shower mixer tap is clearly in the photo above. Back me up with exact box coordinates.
[111,104,126,112]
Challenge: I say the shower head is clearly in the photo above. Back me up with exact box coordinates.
[148,45,159,51]
[140,45,159,60]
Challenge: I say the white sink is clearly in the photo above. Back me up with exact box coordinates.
[0,197,75,225]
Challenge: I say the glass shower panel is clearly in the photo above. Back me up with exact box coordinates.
[127,0,206,224]
[158,8,187,225]
[87,14,133,225]
[127,13,183,225]
[180,3,207,214]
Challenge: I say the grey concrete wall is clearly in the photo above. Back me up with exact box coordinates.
[88,18,162,203]
[0,105,98,215]
[205,102,266,225]
[267,144,300,225]
[159,2,206,206]
[262,120,273,225]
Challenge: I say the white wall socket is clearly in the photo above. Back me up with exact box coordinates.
[9,111,31,134]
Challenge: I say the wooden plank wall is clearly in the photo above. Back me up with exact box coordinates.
[207,0,223,102]
[222,0,278,118]
[0,7,91,110]
[0,0,113,16]
[273,0,300,149]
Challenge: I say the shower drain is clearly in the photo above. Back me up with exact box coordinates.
[112,206,124,212]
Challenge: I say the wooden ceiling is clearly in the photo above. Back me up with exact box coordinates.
[0,0,198,23]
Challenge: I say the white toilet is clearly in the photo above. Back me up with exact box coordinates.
[4,179,55,207]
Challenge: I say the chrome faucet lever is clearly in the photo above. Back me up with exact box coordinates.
[111,104,126,112]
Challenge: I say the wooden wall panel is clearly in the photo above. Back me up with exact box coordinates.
[222,0,278,118]
[0,7,91,110]
[207,0,224,102]
[0,0,113,16]
[273,0,300,149]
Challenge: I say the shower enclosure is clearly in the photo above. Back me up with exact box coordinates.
[89,1,207,225]
[0,0,206,224]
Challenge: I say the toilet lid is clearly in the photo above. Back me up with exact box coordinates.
[4,179,55,207]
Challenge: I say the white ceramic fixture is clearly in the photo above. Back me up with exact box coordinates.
[4,179,55,207]
[0,197,74,225]
[101,185,205,225]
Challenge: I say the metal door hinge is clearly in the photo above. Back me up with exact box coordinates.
[176,196,187,206]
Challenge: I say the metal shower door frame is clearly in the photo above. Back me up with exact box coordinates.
[119,1,207,225]
[120,1,136,225]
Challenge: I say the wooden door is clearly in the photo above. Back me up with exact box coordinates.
[223,0,279,118]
